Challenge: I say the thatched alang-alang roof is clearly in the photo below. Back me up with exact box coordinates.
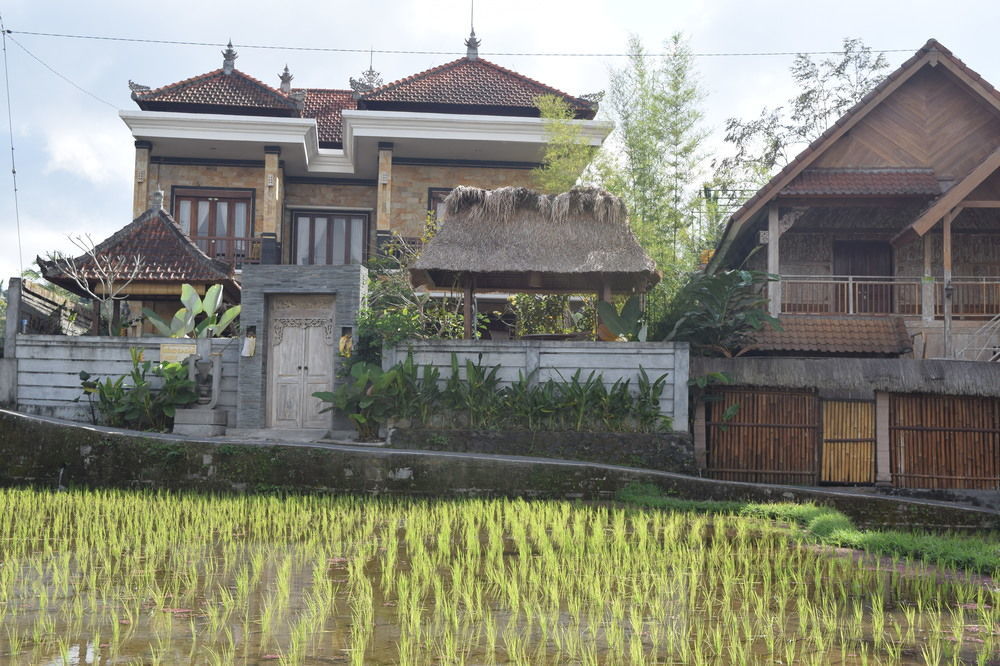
[411,186,659,293]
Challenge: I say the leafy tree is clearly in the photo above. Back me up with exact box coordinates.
[718,38,890,190]
[531,94,598,194]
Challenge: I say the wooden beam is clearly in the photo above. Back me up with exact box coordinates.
[942,211,953,358]
[955,200,1000,208]
[463,281,474,340]
[891,144,1000,246]
[767,205,781,317]
[921,234,933,322]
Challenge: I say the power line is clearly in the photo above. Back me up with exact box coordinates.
[5,34,117,108]
[7,28,914,59]
[1,16,24,275]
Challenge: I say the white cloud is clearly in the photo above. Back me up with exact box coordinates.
[43,121,133,187]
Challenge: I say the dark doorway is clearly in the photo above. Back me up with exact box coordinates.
[833,241,893,313]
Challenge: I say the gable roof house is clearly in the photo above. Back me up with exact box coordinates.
[697,39,1000,492]
[114,32,612,433]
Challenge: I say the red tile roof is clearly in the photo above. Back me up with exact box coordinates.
[712,38,1000,270]
[361,57,596,118]
[750,316,912,355]
[132,68,299,113]
[298,88,356,145]
[780,168,941,196]
[38,208,239,298]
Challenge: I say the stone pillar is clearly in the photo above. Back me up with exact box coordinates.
[376,142,393,232]
[4,278,21,357]
[693,400,707,472]
[263,146,282,237]
[132,140,152,218]
[874,391,892,487]
[767,205,781,317]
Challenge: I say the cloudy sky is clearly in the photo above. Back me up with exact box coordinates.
[1,0,999,284]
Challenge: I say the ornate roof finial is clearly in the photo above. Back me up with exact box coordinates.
[279,64,294,94]
[350,49,383,96]
[222,40,238,75]
[465,1,480,60]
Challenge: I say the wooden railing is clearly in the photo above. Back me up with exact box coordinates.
[780,275,1000,318]
[192,236,261,268]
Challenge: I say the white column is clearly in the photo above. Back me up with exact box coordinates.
[767,205,781,317]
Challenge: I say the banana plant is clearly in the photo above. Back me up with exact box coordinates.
[143,284,241,338]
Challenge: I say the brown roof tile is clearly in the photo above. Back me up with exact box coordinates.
[298,88,356,145]
[133,68,298,112]
[39,208,239,297]
[781,168,941,196]
[361,57,595,117]
[750,316,912,355]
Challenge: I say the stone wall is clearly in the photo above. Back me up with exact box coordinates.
[387,428,695,473]
[12,335,239,425]
[1,409,995,531]
[384,340,689,432]
[237,264,367,430]
[389,164,534,237]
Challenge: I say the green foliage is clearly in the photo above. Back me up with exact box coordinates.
[595,295,647,341]
[616,483,1000,574]
[657,267,780,356]
[531,94,597,194]
[143,284,240,338]
[316,353,673,435]
[507,293,595,337]
[77,347,197,430]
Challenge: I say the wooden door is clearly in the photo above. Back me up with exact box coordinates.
[706,387,820,485]
[820,401,875,484]
[267,295,335,428]
[833,241,893,313]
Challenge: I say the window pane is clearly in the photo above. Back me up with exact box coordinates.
[296,216,311,265]
[332,218,346,265]
[215,201,229,237]
[313,218,328,265]
[178,200,192,232]
[196,201,210,237]
[233,202,248,238]
[350,217,365,264]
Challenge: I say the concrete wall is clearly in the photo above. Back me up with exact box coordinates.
[384,340,689,432]
[237,264,367,430]
[13,335,239,424]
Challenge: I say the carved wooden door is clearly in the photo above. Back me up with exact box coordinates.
[833,241,893,313]
[267,295,335,428]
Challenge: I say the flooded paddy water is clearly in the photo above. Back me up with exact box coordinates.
[0,488,996,665]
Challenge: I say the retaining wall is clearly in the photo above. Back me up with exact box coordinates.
[13,335,239,425]
[384,340,689,432]
[1,409,994,532]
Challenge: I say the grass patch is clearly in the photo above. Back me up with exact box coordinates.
[616,482,1000,575]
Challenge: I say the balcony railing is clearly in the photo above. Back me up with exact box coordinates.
[192,236,261,268]
[779,275,1000,318]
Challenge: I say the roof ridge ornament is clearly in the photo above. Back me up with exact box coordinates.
[349,49,383,96]
[222,40,238,75]
[279,64,293,93]
[464,29,481,61]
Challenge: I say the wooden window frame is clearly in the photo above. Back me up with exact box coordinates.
[290,211,370,266]
[428,187,453,221]
[171,186,256,250]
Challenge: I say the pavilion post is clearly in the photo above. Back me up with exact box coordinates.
[463,280,474,340]
[942,210,954,358]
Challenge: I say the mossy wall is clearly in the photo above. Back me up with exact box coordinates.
[1,409,996,532]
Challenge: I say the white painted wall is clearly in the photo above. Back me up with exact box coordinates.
[14,335,239,425]
[384,340,689,432]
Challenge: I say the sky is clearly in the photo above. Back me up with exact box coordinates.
[1,0,999,285]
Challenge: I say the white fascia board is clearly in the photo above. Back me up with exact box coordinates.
[342,110,613,147]
[118,110,355,174]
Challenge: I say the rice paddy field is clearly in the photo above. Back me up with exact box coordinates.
[0,488,996,665]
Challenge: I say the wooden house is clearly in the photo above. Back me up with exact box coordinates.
[699,40,1000,492]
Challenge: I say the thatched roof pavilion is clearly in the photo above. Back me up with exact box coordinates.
[411,186,659,338]
[411,186,659,294]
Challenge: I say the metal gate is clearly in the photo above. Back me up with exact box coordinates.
[890,394,1000,489]
[820,401,875,484]
[706,388,820,485]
